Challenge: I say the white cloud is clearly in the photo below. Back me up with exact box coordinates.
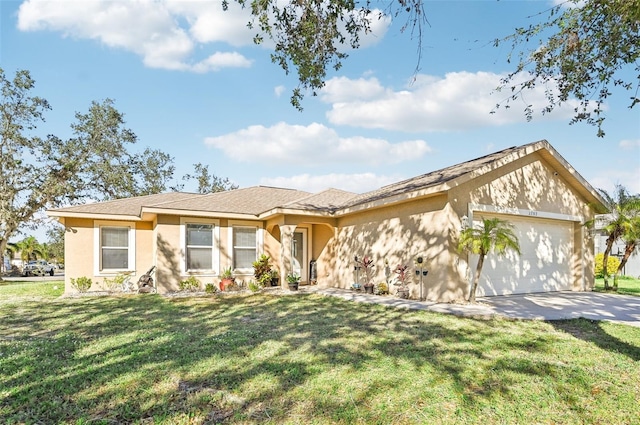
[551,0,585,8]
[619,139,640,150]
[322,71,585,132]
[204,122,431,165]
[17,0,254,72]
[590,167,640,195]
[167,0,255,47]
[274,85,286,97]
[191,52,252,73]
[320,76,386,103]
[16,0,389,73]
[261,173,401,193]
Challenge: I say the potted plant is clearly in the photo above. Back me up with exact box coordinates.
[269,269,280,286]
[286,273,300,291]
[394,264,410,299]
[356,255,375,294]
[376,281,389,295]
[219,266,235,291]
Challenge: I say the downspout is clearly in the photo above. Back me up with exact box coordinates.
[581,223,586,291]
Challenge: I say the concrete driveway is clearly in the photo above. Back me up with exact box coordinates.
[479,291,640,327]
[315,288,640,327]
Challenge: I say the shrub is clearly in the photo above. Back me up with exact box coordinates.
[377,282,389,294]
[70,277,92,293]
[594,253,621,278]
[248,280,261,292]
[204,283,218,294]
[252,254,273,286]
[103,272,132,292]
[179,276,201,292]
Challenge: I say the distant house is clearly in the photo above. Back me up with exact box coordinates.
[48,141,607,301]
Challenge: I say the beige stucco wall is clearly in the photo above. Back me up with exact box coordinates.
[154,215,269,292]
[63,217,94,293]
[155,214,181,292]
[62,217,154,294]
[316,194,466,301]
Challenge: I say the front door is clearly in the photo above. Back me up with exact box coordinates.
[292,229,308,283]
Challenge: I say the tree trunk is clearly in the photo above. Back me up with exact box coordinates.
[0,238,7,282]
[614,242,637,283]
[468,253,485,303]
[602,234,616,289]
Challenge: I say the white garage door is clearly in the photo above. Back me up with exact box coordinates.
[472,213,573,297]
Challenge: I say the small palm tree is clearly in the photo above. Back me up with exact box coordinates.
[15,236,44,263]
[592,185,640,289]
[458,217,521,303]
[614,216,640,284]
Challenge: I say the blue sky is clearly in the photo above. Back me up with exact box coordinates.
[2,0,639,202]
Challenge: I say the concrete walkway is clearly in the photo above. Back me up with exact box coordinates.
[313,288,640,327]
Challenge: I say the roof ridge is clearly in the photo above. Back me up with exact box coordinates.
[375,144,519,192]
[282,187,356,206]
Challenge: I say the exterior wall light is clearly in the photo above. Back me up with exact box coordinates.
[415,256,428,301]
[461,215,469,231]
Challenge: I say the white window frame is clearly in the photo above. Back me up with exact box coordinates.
[94,221,136,275]
[228,221,263,274]
[180,218,220,275]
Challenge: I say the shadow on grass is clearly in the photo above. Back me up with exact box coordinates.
[551,318,640,361]
[594,278,640,297]
[1,294,638,424]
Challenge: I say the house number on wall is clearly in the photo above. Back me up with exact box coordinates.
[528,210,538,216]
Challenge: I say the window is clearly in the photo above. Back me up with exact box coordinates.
[233,227,257,269]
[186,224,213,270]
[100,227,129,270]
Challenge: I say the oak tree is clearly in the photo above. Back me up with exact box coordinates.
[495,0,639,136]
[0,68,176,273]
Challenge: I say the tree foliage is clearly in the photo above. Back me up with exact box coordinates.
[496,0,640,137]
[229,0,427,109]
[45,225,65,264]
[229,0,638,131]
[0,68,177,270]
[458,217,521,302]
[182,163,239,194]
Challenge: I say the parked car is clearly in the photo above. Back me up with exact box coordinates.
[22,260,55,277]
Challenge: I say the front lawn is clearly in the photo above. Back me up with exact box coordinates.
[594,276,640,296]
[1,283,639,424]
[0,279,64,299]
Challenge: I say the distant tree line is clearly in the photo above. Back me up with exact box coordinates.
[0,68,236,278]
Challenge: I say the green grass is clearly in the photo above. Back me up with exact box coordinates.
[1,282,639,424]
[594,276,640,296]
[0,279,65,298]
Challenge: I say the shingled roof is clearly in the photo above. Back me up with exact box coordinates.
[146,186,312,215]
[48,192,203,217]
[283,188,358,212]
[340,144,528,209]
[49,187,311,217]
[49,141,606,219]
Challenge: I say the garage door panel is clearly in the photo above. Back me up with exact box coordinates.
[471,214,572,296]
